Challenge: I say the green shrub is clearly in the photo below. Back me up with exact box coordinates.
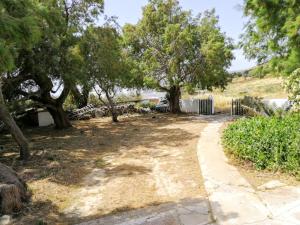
[222,114,300,177]
[88,94,103,107]
[136,102,156,110]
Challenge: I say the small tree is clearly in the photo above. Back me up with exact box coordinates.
[123,0,234,113]
[80,26,134,122]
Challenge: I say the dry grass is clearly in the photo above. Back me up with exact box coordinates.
[0,114,207,225]
[214,76,287,99]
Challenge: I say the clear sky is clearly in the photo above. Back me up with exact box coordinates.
[100,0,257,72]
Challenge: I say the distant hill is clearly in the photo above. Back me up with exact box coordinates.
[214,76,287,99]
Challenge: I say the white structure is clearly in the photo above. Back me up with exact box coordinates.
[262,98,291,110]
[181,99,200,113]
[181,98,214,114]
[38,110,54,127]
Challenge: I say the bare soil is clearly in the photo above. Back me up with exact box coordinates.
[0,114,207,225]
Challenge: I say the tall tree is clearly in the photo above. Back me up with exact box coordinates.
[2,0,104,129]
[241,0,300,108]
[0,0,40,159]
[242,0,300,73]
[80,26,135,122]
[123,0,234,113]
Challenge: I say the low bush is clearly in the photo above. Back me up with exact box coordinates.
[222,114,300,177]
[135,102,156,110]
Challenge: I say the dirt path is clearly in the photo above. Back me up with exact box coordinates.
[63,115,207,222]
[1,114,208,224]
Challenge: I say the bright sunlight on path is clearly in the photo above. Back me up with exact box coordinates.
[197,116,300,225]
[77,198,215,225]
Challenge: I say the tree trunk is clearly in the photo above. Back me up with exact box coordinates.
[104,91,118,122]
[71,86,89,109]
[110,106,118,122]
[0,163,30,214]
[47,104,72,129]
[168,86,181,113]
[0,86,30,160]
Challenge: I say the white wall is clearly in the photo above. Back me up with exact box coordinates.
[38,111,54,127]
[262,99,291,110]
[181,99,200,113]
[181,98,215,114]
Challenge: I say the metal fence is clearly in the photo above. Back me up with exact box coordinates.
[231,99,244,116]
[199,98,214,115]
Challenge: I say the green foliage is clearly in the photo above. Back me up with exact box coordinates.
[136,102,156,110]
[17,0,104,85]
[1,0,104,128]
[115,93,141,103]
[80,23,138,122]
[123,0,234,92]
[242,0,300,75]
[88,94,102,107]
[80,25,135,98]
[223,115,300,177]
[63,94,77,111]
[284,68,300,111]
[0,0,40,73]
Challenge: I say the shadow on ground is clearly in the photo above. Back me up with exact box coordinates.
[0,113,208,225]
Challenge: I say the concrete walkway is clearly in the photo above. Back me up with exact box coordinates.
[77,198,215,225]
[197,116,300,225]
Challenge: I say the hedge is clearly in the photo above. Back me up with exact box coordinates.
[222,114,300,177]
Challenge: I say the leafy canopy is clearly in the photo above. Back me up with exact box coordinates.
[123,0,234,92]
[80,25,135,101]
[4,0,104,102]
[0,0,40,73]
[241,0,300,74]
